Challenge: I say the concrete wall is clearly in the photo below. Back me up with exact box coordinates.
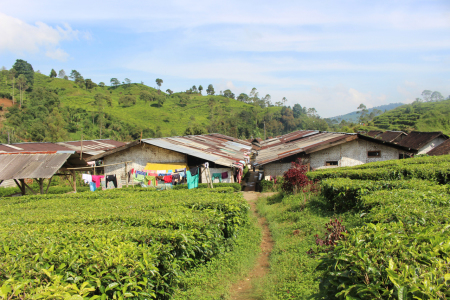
[263,163,292,178]
[310,139,399,169]
[0,179,16,188]
[201,167,234,184]
[418,137,446,155]
[103,143,187,178]
[263,139,400,177]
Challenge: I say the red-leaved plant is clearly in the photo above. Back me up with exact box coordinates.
[282,159,313,194]
[307,218,347,256]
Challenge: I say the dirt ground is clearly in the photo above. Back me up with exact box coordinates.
[0,98,13,123]
[229,192,277,300]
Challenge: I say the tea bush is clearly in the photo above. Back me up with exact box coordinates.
[320,178,448,211]
[172,182,242,192]
[0,189,249,299]
[312,158,450,299]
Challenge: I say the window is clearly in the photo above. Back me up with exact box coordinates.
[326,161,338,166]
[368,151,381,158]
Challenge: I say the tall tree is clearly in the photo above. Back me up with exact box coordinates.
[192,85,198,93]
[421,90,432,102]
[198,85,203,94]
[58,69,66,78]
[1,68,9,86]
[223,89,235,99]
[8,69,17,104]
[165,89,173,95]
[12,59,34,89]
[430,91,444,102]
[16,74,28,107]
[206,84,215,95]
[110,78,120,88]
[155,78,163,89]
[49,69,57,78]
[157,94,165,107]
[237,93,249,103]
[124,78,131,86]
[70,70,82,81]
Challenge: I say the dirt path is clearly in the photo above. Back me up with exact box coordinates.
[229,192,276,300]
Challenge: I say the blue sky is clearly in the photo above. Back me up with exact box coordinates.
[1,0,449,117]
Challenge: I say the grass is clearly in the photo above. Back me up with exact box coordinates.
[255,192,362,300]
[173,210,261,300]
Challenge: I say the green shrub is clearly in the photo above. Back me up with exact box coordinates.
[172,182,241,192]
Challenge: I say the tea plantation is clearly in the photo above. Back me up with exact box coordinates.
[309,155,450,299]
[0,188,251,299]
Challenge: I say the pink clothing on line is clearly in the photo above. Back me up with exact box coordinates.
[92,175,104,188]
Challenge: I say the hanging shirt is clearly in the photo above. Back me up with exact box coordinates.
[163,175,173,183]
[221,172,229,179]
[82,174,92,184]
[106,175,117,188]
[146,175,156,186]
[157,170,166,175]
[89,182,97,192]
[186,170,199,189]
[172,173,180,185]
[91,175,104,188]
[212,173,222,183]
[190,166,199,176]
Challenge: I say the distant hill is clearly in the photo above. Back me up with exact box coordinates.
[373,99,450,135]
[328,103,404,123]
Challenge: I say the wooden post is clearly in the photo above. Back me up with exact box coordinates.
[80,133,83,160]
[45,177,53,194]
[14,179,25,195]
[93,165,96,175]
[37,178,44,194]
[71,171,77,193]
[125,162,128,187]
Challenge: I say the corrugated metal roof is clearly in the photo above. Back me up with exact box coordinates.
[141,134,251,167]
[0,153,72,180]
[376,131,407,143]
[397,131,448,150]
[427,139,450,156]
[255,132,353,165]
[0,139,126,155]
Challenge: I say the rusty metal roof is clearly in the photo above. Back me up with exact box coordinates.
[0,142,70,153]
[142,134,252,167]
[427,139,450,156]
[56,139,127,156]
[254,130,416,166]
[367,130,383,137]
[0,139,126,156]
[0,153,72,180]
[397,131,448,150]
[255,132,355,165]
[376,131,407,143]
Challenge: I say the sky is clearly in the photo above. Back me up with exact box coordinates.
[1,0,450,118]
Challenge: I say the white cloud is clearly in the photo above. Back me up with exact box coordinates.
[45,48,70,61]
[0,12,85,60]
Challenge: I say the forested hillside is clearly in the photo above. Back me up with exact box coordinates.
[373,99,450,135]
[0,60,328,143]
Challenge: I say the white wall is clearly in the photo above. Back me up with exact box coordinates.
[419,137,446,155]
[263,163,292,178]
[310,139,399,169]
[103,143,187,178]
[201,167,234,184]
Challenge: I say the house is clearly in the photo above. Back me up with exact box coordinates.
[397,131,448,155]
[253,130,416,177]
[427,139,450,156]
[87,134,252,184]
